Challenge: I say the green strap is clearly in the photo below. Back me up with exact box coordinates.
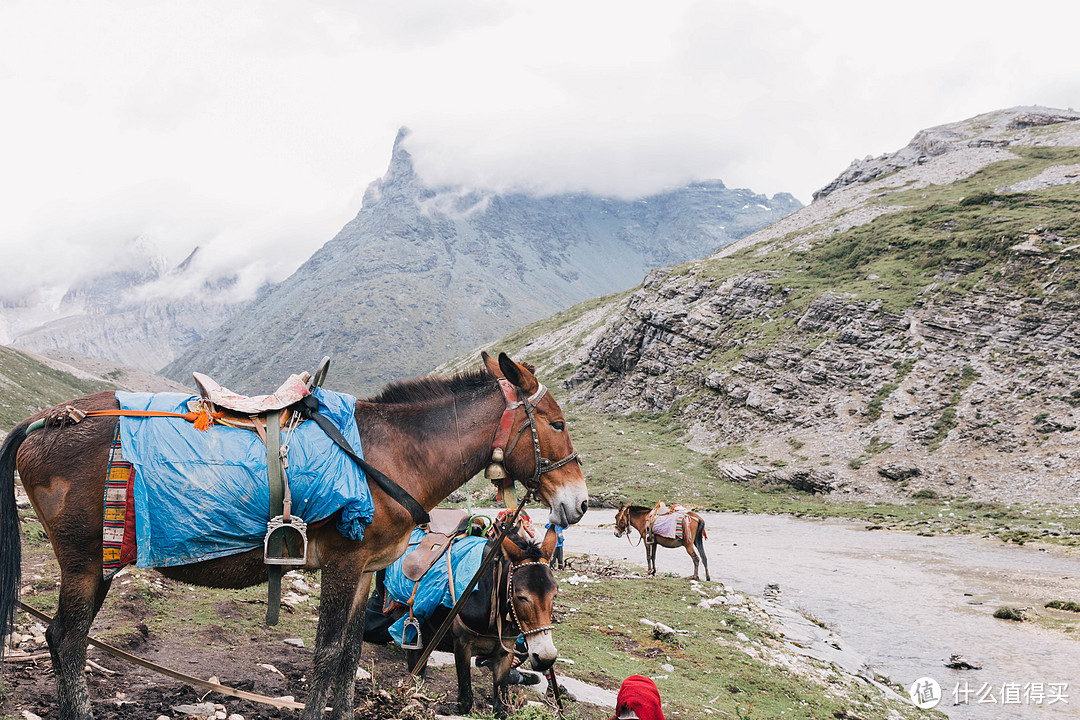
[266,413,283,626]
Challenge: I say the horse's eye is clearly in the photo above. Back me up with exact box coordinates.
[550,421,565,431]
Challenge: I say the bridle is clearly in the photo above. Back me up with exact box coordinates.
[487,378,579,501]
[451,546,556,654]
[506,559,556,639]
[615,508,643,547]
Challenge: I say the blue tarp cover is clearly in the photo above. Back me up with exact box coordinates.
[116,388,374,567]
[384,528,487,647]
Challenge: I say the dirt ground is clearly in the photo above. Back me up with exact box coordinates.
[1,577,586,720]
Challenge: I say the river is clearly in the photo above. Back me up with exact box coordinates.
[557,509,1080,720]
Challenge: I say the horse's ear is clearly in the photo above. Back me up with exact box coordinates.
[500,533,526,563]
[541,525,559,559]
[481,351,502,377]
[498,353,540,394]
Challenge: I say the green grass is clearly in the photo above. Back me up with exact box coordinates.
[1045,600,1080,612]
[993,606,1027,621]
[568,405,1080,546]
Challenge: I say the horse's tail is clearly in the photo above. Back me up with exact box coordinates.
[1,420,31,665]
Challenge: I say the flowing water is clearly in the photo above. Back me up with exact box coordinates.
[563,509,1080,719]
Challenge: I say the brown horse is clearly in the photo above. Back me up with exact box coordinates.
[0,352,587,720]
[614,504,710,581]
[365,523,559,718]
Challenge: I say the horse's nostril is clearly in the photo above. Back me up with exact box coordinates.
[579,500,588,516]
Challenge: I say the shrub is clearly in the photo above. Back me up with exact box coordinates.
[993,606,1027,621]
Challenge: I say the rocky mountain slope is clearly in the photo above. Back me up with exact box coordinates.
[491,107,1080,505]
[165,129,800,396]
[6,241,246,372]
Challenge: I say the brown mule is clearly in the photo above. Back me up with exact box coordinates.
[614,504,710,581]
[0,352,587,720]
[368,524,559,718]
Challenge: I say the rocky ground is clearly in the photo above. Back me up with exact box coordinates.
[1,578,579,720]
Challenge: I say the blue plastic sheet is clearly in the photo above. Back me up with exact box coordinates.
[384,528,487,647]
[116,387,374,567]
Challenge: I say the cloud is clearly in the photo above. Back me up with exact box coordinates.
[2,0,1079,309]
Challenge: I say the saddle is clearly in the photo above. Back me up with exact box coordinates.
[397,509,489,649]
[646,501,688,541]
[189,358,330,432]
[193,358,331,625]
[402,509,481,581]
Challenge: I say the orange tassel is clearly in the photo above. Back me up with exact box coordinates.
[191,406,223,431]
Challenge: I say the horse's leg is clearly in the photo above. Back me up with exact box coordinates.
[490,651,515,719]
[648,541,657,576]
[453,635,474,714]
[406,647,427,677]
[47,564,107,720]
[326,571,373,719]
[695,521,711,581]
[686,536,701,581]
[303,552,368,720]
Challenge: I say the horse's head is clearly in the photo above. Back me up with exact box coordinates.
[483,351,589,526]
[613,503,630,537]
[501,525,560,672]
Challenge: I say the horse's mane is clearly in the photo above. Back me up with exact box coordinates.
[509,528,546,561]
[627,505,652,512]
[364,368,497,404]
[490,524,545,561]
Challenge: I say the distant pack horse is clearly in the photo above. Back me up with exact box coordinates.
[614,504,710,581]
[0,352,588,720]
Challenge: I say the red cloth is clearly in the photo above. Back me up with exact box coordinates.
[610,675,665,720]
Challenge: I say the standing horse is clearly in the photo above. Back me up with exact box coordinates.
[614,504,710,581]
[0,352,587,720]
[365,523,559,718]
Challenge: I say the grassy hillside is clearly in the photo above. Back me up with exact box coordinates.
[447,136,1080,547]
[0,346,115,431]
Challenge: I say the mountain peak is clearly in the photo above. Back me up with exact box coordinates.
[362,127,420,208]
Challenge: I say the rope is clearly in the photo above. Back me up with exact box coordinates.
[16,601,306,710]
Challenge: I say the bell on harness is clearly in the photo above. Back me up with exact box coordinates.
[401,615,423,650]
[485,446,508,482]
[263,515,308,566]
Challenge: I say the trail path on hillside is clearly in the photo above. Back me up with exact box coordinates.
[560,508,1080,720]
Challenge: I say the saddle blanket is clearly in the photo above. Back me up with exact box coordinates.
[115,388,374,568]
[652,510,689,540]
[383,528,487,647]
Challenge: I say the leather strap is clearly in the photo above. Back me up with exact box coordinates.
[298,396,429,526]
[266,412,283,625]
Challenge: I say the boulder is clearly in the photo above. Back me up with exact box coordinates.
[878,464,922,481]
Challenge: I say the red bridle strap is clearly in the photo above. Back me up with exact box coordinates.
[491,378,522,452]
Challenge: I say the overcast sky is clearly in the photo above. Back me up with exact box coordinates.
[2,0,1078,302]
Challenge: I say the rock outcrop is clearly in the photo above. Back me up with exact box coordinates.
[551,107,1080,504]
